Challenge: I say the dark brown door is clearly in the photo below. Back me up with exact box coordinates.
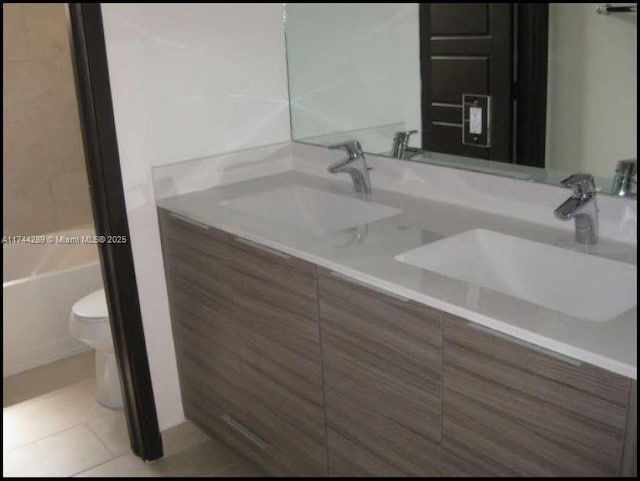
[420,3,513,162]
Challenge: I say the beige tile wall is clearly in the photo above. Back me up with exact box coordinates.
[3,3,93,236]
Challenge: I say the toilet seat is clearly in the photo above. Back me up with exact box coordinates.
[69,288,123,409]
[70,289,113,353]
[72,289,109,322]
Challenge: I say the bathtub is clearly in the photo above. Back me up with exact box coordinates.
[3,225,104,377]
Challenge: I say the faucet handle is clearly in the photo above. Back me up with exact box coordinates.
[561,173,596,197]
[391,130,419,158]
[615,158,637,177]
[406,130,419,138]
[393,130,418,141]
[328,140,363,160]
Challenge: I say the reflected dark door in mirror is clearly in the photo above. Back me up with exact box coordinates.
[420,3,513,162]
[420,3,549,167]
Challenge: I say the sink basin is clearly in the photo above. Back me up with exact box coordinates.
[220,186,402,235]
[396,229,637,322]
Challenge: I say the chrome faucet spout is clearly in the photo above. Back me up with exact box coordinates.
[327,156,353,173]
[327,140,372,198]
[554,174,599,245]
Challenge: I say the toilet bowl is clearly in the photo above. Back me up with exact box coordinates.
[69,289,123,409]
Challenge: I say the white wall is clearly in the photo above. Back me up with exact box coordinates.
[286,3,421,153]
[100,3,291,430]
[546,3,637,178]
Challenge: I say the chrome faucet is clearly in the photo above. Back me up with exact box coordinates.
[554,173,599,245]
[611,159,637,197]
[328,140,372,198]
[391,130,418,159]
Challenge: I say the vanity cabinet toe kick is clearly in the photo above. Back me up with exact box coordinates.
[158,208,637,478]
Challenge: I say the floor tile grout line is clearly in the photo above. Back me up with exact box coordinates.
[65,423,117,478]
[2,354,122,477]
[3,419,100,454]
[2,420,114,477]
[3,405,118,456]
[2,420,88,455]
[4,379,122,419]
[84,419,124,459]
[70,453,132,478]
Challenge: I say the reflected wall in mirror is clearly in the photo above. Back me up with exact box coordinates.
[285,3,637,196]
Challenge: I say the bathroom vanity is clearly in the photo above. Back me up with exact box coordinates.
[156,165,637,477]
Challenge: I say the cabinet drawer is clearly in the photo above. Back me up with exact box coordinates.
[174,309,326,475]
[175,314,327,476]
[181,382,295,477]
[317,268,443,476]
[442,315,631,477]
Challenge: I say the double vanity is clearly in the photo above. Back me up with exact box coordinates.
[156,146,636,476]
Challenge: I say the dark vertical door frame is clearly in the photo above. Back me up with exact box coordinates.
[515,3,549,168]
[68,3,163,461]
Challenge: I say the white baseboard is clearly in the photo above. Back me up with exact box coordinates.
[3,336,91,378]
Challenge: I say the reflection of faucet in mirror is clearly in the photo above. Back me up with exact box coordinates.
[391,130,419,159]
[554,174,599,245]
[327,140,372,199]
[611,159,637,197]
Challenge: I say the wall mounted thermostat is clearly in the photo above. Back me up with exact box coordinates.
[462,94,491,147]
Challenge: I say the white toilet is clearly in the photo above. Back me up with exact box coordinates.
[70,289,123,409]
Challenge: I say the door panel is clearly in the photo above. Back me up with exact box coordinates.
[430,3,489,35]
[421,3,513,161]
[431,57,489,103]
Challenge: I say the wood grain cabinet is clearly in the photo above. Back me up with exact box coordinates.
[316,268,443,476]
[158,207,636,478]
[442,315,634,477]
[158,209,327,476]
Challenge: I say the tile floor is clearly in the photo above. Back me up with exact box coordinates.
[3,352,266,477]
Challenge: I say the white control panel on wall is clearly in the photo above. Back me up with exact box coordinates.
[469,106,483,135]
[462,94,491,147]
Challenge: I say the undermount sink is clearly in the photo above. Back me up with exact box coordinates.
[220,185,402,235]
[395,229,637,322]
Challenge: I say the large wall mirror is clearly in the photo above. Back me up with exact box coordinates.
[285,3,637,196]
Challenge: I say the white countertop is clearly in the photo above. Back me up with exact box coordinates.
[157,171,637,379]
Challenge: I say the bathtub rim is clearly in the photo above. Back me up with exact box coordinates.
[3,260,101,288]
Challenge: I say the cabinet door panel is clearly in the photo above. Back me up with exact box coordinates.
[160,212,237,268]
[318,268,442,476]
[622,381,637,477]
[442,315,630,477]
[159,209,328,477]
[226,247,326,476]
[233,291,321,359]
[326,428,405,477]
[239,324,324,406]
